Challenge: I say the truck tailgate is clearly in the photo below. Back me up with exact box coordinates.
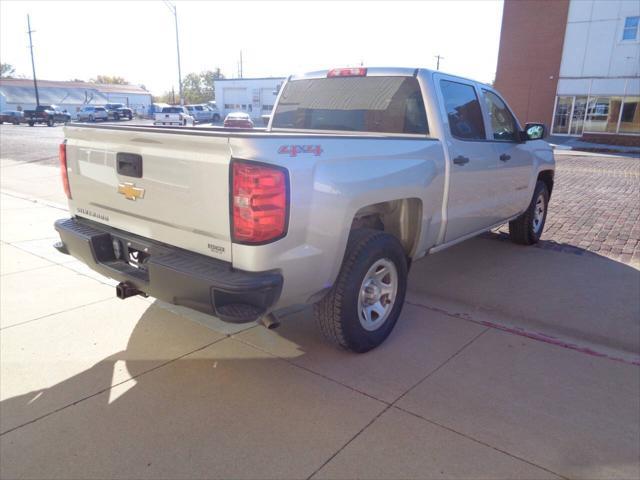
[64,126,233,262]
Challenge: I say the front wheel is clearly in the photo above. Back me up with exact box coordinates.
[28,121,34,127]
[314,228,408,353]
[509,180,549,245]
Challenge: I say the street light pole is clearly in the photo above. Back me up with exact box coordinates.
[164,1,183,104]
[27,14,40,107]
[434,54,444,71]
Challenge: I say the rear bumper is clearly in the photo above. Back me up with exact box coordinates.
[54,217,283,323]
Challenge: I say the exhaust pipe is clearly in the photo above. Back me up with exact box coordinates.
[116,282,147,300]
[258,313,280,330]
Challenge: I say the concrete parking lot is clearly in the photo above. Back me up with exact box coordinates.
[1,123,639,479]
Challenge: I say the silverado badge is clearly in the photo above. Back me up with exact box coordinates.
[118,182,145,201]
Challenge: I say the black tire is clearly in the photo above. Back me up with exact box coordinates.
[213,114,220,122]
[28,121,34,127]
[509,180,549,245]
[314,228,408,353]
[127,114,132,120]
[89,115,95,122]
[114,113,120,121]
[47,118,54,127]
[183,119,187,126]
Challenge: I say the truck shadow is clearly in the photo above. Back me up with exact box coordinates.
[405,235,640,356]
[1,236,639,478]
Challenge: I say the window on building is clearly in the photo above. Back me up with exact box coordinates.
[619,97,640,134]
[552,97,572,134]
[584,97,623,133]
[482,90,518,141]
[622,16,639,41]
[440,80,486,140]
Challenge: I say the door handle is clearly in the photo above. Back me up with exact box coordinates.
[500,154,511,162]
[453,155,470,165]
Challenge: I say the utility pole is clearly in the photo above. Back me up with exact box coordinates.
[27,15,40,107]
[164,1,183,104]
[434,54,444,71]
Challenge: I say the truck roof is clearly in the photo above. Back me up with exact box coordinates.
[289,67,492,88]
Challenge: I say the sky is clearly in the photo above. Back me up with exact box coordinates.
[0,0,504,95]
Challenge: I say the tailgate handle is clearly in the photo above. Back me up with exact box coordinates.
[117,153,143,178]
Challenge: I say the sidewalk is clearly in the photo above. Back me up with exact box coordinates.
[549,135,640,156]
[1,192,639,475]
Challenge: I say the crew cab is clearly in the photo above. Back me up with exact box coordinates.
[185,104,212,123]
[54,67,554,352]
[24,105,71,126]
[105,103,133,121]
[153,106,194,126]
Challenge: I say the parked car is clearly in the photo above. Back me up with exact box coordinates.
[153,106,194,126]
[0,110,24,125]
[77,106,109,122]
[207,102,221,122]
[185,104,212,123]
[146,103,170,120]
[223,112,254,128]
[104,103,133,121]
[23,105,71,126]
[54,66,553,352]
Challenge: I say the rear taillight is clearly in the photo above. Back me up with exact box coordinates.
[59,142,71,199]
[231,160,288,244]
[327,67,367,77]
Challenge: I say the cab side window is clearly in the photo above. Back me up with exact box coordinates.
[483,90,518,141]
[440,80,486,140]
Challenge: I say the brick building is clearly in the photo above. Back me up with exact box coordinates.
[495,0,640,145]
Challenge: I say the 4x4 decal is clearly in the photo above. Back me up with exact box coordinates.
[278,145,323,157]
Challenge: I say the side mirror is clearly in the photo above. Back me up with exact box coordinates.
[522,123,546,141]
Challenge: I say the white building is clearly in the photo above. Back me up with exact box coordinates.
[214,77,285,122]
[0,78,152,119]
[552,0,640,138]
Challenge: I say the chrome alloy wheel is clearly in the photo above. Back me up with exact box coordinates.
[357,258,398,331]
[532,193,546,234]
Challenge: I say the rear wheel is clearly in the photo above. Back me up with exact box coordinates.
[28,121,34,127]
[89,115,95,122]
[47,118,54,127]
[127,113,132,120]
[114,113,120,121]
[314,228,408,353]
[509,180,549,245]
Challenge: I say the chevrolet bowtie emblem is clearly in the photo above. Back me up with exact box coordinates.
[117,182,145,201]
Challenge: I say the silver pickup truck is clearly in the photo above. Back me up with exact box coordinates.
[54,67,554,352]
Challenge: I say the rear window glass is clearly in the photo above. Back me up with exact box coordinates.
[272,76,428,134]
[439,80,486,140]
[162,107,183,113]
